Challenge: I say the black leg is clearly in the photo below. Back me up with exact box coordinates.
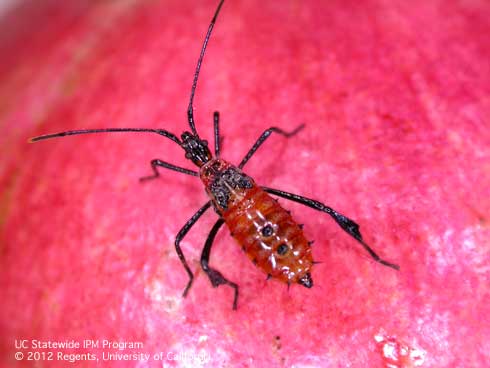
[201,218,239,310]
[175,201,212,298]
[263,187,400,270]
[139,159,198,182]
[214,111,221,157]
[238,124,305,169]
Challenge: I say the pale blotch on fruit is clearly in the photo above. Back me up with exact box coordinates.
[145,278,181,314]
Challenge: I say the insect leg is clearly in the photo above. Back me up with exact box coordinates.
[201,218,239,310]
[262,187,400,270]
[238,125,305,169]
[175,201,212,298]
[214,111,221,157]
[139,159,198,182]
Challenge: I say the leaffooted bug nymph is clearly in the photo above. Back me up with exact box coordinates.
[30,0,399,310]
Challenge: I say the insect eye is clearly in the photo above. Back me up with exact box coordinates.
[261,225,273,237]
[276,243,289,255]
[212,161,221,170]
[204,168,212,177]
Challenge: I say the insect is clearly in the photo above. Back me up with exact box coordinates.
[30,0,399,310]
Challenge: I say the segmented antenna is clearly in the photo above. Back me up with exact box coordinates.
[187,0,225,137]
[30,128,181,145]
[30,1,226,144]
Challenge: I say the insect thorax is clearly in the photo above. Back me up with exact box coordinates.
[200,159,254,213]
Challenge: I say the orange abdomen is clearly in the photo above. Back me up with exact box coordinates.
[200,158,313,286]
[223,185,313,284]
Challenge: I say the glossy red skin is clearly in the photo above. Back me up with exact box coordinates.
[1,0,490,367]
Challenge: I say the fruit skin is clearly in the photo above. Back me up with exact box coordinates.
[1,0,490,367]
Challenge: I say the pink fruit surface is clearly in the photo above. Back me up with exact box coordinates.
[1,0,489,367]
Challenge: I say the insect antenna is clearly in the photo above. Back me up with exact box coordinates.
[187,0,225,137]
[29,128,182,145]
